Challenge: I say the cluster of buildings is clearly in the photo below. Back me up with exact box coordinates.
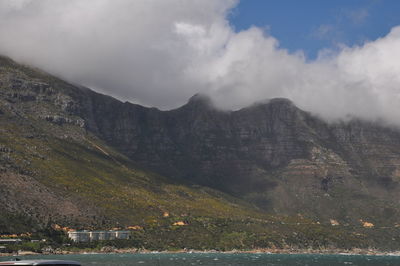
[67,230,130,242]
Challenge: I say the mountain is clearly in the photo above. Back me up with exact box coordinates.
[81,85,400,226]
[0,56,259,230]
[2,55,400,250]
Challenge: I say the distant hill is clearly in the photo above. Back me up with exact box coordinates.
[2,55,400,250]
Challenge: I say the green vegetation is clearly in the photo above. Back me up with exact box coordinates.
[0,112,260,226]
[6,216,400,253]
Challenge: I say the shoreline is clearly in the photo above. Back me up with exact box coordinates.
[2,248,400,257]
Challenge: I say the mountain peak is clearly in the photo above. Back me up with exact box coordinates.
[188,93,212,104]
[184,93,214,110]
[268,97,294,105]
[250,97,295,108]
[239,97,297,113]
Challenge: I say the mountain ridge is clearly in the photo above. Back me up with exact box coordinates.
[2,55,400,250]
[76,72,400,225]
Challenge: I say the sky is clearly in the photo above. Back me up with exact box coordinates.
[1,0,400,126]
[230,0,400,59]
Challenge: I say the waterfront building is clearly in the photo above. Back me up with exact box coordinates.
[0,239,22,244]
[67,230,130,242]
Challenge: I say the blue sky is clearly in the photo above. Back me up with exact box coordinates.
[229,0,400,59]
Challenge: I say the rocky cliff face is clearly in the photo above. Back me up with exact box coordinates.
[83,95,312,191]
[79,85,400,226]
[0,56,263,233]
[2,55,400,229]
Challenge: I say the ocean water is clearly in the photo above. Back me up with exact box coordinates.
[2,253,400,266]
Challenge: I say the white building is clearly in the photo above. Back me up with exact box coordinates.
[67,231,89,242]
[67,230,130,242]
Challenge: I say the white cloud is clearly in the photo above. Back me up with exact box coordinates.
[0,0,400,126]
[0,0,32,12]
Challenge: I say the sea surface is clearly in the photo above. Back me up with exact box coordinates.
[2,253,400,265]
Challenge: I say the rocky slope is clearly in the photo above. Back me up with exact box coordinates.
[0,56,260,232]
[80,90,400,226]
[2,55,400,249]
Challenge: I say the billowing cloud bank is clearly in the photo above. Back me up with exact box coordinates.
[1,0,400,125]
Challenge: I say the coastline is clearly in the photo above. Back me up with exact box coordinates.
[2,248,400,257]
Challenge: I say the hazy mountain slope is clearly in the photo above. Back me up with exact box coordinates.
[0,56,261,232]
